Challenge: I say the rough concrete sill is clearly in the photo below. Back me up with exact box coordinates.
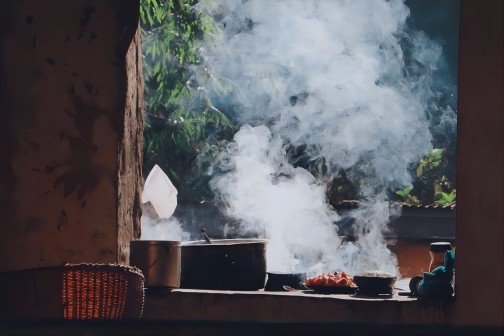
[143,279,455,325]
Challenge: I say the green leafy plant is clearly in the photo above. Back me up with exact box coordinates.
[435,189,456,206]
[394,148,456,206]
[394,185,421,205]
[395,185,414,199]
[416,148,445,177]
[140,0,234,201]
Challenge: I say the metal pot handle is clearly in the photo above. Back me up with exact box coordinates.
[146,245,172,271]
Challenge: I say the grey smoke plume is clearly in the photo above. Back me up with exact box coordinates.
[210,125,341,272]
[140,213,191,242]
[193,0,456,275]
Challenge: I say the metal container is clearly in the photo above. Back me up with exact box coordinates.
[353,270,397,295]
[129,240,181,288]
[264,271,307,291]
[181,239,267,291]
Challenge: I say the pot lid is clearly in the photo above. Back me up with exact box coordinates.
[182,238,268,246]
[130,240,181,246]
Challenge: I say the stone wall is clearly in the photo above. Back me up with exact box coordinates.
[0,0,142,272]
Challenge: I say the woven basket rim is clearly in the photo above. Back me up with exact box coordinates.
[64,263,144,277]
[0,263,144,278]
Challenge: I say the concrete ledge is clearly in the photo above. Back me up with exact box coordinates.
[143,280,455,325]
[0,320,501,336]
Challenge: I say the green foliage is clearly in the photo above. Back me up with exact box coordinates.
[395,185,413,199]
[140,0,234,201]
[416,148,444,177]
[141,0,204,115]
[435,189,456,206]
[394,148,456,206]
[140,2,456,208]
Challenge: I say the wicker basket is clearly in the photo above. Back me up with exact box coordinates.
[0,263,145,320]
[62,263,145,319]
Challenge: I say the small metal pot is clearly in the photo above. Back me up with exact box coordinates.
[130,240,181,288]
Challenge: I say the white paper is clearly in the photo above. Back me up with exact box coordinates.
[142,165,178,219]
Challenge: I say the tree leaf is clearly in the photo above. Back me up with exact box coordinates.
[395,185,413,199]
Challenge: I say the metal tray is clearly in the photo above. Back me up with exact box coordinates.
[306,285,358,294]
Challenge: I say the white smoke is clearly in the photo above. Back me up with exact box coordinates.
[191,0,455,275]
[210,125,341,272]
[140,214,191,242]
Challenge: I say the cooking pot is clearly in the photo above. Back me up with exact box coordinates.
[181,239,267,291]
[264,272,307,291]
[130,240,181,288]
[353,270,397,295]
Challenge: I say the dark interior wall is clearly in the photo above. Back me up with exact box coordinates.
[0,0,501,330]
[454,0,503,326]
[0,0,141,272]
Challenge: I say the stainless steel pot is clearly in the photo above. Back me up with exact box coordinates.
[130,240,181,288]
[181,239,267,291]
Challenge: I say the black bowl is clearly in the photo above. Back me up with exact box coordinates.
[353,271,396,295]
[264,272,307,291]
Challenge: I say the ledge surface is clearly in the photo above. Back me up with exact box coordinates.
[143,279,455,325]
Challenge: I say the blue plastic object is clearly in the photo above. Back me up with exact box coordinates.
[417,250,455,298]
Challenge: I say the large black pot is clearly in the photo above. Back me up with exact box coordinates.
[181,239,267,291]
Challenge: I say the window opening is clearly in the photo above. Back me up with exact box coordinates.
[139,0,459,278]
